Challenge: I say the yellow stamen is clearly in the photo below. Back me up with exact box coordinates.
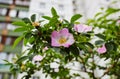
[32,22,40,27]
[21,64,26,71]
[58,37,67,44]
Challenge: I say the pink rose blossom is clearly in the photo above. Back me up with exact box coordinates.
[51,28,75,48]
[33,55,43,61]
[117,20,120,23]
[97,45,107,54]
[74,24,92,33]
[42,46,48,52]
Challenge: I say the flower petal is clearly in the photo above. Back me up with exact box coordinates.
[51,28,74,48]
[97,45,107,54]
[51,37,61,47]
[33,55,43,61]
[63,34,75,47]
[74,24,92,33]
[51,31,60,39]
[59,28,69,38]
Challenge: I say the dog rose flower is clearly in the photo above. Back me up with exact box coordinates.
[33,55,43,62]
[97,45,107,54]
[51,28,75,47]
[74,24,92,33]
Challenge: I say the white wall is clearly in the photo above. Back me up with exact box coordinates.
[29,0,74,20]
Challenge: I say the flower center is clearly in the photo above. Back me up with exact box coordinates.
[32,22,40,27]
[58,37,67,44]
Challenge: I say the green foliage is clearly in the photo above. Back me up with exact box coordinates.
[31,14,36,22]
[70,14,82,23]
[42,16,51,20]
[95,40,104,45]
[14,27,27,32]
[16,56,29,64]
[7,7,120,79]
[22,18,31,24]
[12,36,23,48]
[51,7,59,17]
[12,21,26,26]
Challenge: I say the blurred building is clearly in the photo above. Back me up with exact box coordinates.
[29,0,118,22]
[0,0,30,79]
[29,0,74,20]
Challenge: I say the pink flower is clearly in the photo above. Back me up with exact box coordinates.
[51,28,75,48]
[97,45,107,54]
[42,46,48,52]
[33,55,43,61]
[74,24,92,33]
[117,20,120,23]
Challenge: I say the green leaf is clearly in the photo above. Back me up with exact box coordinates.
[25,32,32,39]
[105,43,114,52]
[16,56,29,64]
[49,17,58,26]
[28,36,35,44]
[95,34,106,39]
[70,14,82,23]
[42,16,51,20]
[94,12,102,17]
[12,21,26,26]
[24,34,35,45]
[23,38,29,46]
[23,32,32,46]
[13,36,23,48]
[69,45,79,56]
[31,14,36,22]
[51,7,58,17]
[22,18,31,24]
[14,27,27,32]
[105,42,117,52]
[86,42,94,49]
[95,40,104,45]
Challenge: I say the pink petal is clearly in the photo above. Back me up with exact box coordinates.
[74,24,92,33]
[74,25,78,32]
[59,28,69,38]
[51,28,75,48]
[63,34,75,47]
[117,20,120,23]
[97,45,107,54]
[33,55,43,61]
[74,24,85,33]
[51,31,60,39]
[43,46,48,52]
[84,26,92,32]
[51,37,61,47]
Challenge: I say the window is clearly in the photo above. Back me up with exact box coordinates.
[0,0,12,4]
[0,8,7,16]
[39,2,46,8]
[9,10,17,17]
[5,37,11,45]
[0,23,6,29]
[19,11,28,18]
[7,24,16,30]
[58,4,64,10]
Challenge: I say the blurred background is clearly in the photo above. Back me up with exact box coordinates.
[0,0,120,79]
